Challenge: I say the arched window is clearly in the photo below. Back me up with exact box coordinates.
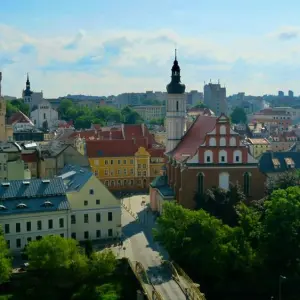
[209,137,216,146]
[204,150,213,163]
[219,137,226,146]
[243,172,251,196]
[110,180,115,187]
[219,172,229,190]
[176,101,179,111]
[197,173,204,194]
[230,137,236,146]
[219,150,227,163]
[220,125,226,135]
[233,150,242,163]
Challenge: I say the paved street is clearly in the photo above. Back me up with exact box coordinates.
[119,194,187,300]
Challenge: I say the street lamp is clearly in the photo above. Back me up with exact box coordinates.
[279,275,286,300]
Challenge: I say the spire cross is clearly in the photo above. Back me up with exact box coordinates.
[175,48,177,60]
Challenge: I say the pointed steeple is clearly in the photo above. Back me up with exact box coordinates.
[166,49,186,94]
[24,73,33,97]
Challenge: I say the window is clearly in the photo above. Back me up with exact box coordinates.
[123,160,127,164]
[118,160,121,164]
[209,137,216,146]
[5,224,9,234]
[130,180,134,186]
[219,172,230,190]
[117,180,122,186]
[37,220,42,230]
[111,180,115,187]
[60,233,64,238]
[71,233,76,239]
[243,172,251,196]
[117,169,121,175]
[124,179,127,185]
[94,160,99,166]
[130,159,134,164]
[84,231,89,239]
[96,230,101,238]
[138,171,141,176]
[197,173,204,195]
[110,160,114,165]
[230,137,236,146]
[130,169,134,175]
[143,171,147,176]
[219,137,226,146]
[26,222,31,232]
[219,150,227,163]
[105,169,109,176]
[84,200,88,206]
[143,164,146,168]
[89,189,94,195]
[108,212,113,221]
[59,218,64,228]
[16,238,21,248]
[96,213,101,222]
[104,160,108,165]
[94,170,98,176]
[204,150,213,163]
[84,214,89,223]
[220,125,226,134]
[176,101,179,111]
[43,113,46,119]
[27,237,32,243]
[71,215,76,224]
[104,180,109,186]
[48,219,53,229]
[124,169,127,175]
[96,199,100,205]
[234,150,242,163]
[108,229,113,237]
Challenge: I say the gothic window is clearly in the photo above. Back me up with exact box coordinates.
[219,172,229,190]
[176,101,179,111]
[209,137,216,146]
[219,150,227,163]
[204,150,213,163]
[233,150,242,163]
[197,173,204,195]
[220,125,226,135]
[230,137,237,146]
[219,137,226,146]
[243,172,251,196]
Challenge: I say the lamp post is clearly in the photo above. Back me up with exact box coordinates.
[279,275,286,300]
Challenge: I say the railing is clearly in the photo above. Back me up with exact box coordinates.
[127,259,163,300]
[164,260,206,300]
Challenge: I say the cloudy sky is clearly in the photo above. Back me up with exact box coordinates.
[1,0,300,98]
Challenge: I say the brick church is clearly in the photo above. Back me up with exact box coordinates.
[150,53,266,211]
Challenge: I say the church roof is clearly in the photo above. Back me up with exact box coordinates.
[166,115,217,162]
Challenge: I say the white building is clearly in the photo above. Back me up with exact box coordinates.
[30,100,58,130]
[7,111,35,132]
[59,165,122,241]
[165,51,187,153]
[0,178,70,253]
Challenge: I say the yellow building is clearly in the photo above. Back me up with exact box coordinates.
[59,164,121,241]
[247,138,270,158]
[86,139,165,191]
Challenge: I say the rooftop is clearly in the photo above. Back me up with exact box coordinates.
[248,138,270,145]
[59,164,93,192]
[259,152,300,173]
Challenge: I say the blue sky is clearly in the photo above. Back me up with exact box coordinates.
[1,0,300,97]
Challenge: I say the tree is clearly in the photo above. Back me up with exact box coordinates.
[265,170,300,195]
[121,106,143,124]
[191,101,207,109]
[6,99,30,118]
[0,228,11,284]
[58,99,74,120]
[230,107,247,124]
[149,118,164,126]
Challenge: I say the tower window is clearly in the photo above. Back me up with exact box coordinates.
[176,101,179,111]
[243,172,251,196]
[43,113,46,119]
[197,173,204,195]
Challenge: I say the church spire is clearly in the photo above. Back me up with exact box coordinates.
[0,72,2,97]
[166,49,186,94]
[24,73,33,97]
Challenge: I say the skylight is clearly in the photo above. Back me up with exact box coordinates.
[41,200,54,207]
[42,179,50,183]
[23,181,30,185]
[0,205,7,210]
[1,182,10,187]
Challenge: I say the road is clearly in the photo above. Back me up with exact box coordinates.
[119,195,187,300]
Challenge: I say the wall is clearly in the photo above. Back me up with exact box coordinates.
[0,210,70,253]
[67,176,121,241]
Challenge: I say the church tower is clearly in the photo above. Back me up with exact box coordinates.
[165,50,186,153]
[0,72,7,141]
[23,73,33,107]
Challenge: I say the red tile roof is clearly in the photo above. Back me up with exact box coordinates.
[148,147,165,157]
[168,115,217,161]
[7,111,33,126]
[123,124,143,139]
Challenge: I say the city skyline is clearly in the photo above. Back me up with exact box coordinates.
[1,0,300,97]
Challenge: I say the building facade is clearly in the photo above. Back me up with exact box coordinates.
[132,105,166,121]
[59,165,121,241]
[0,178,70,253]
[247,138,270,158]
[204,82,227,116]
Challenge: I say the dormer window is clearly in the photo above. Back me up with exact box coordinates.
[41,201,54,207]
[16,203,27,209]
[0,205,7,210]
[284,158,295,169]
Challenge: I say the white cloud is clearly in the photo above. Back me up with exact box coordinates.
[1,24,300,97]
